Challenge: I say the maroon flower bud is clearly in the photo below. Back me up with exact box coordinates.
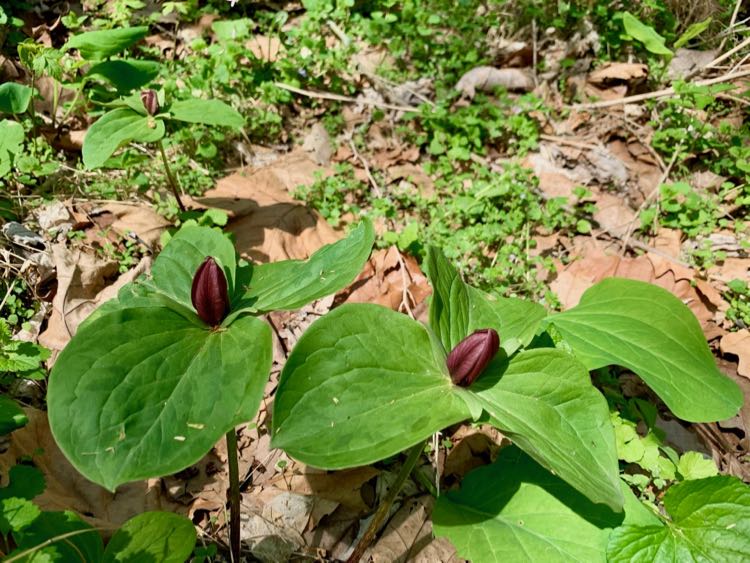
[191,257,229,327]
[446,329,500,387]
[140,89,159,116]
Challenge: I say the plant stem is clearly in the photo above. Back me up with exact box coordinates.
[346,440,425,563]
[225,427,241,562]
[157,138,186,212]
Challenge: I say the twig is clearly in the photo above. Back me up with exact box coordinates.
[346,441,424,563]
[539,134,602,151]
[704,36,750,73]
[719,0,745,52]
[348,138,383,198]
[571,69,750,110]
[618,146,682,259]
[274,82,420,113]
[395,248,415,319]
[226,428,241,562]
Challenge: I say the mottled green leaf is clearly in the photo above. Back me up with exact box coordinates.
[473,349,622,510]
[272,303,471,468]
[83,108,165,169]
[239,219,374,314]
[434,448,637,563]
[103,512,196,563]
[548,278,742,422]
[48,307,271,490]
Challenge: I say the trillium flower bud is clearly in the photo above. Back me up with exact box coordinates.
[191,257,229,327]
[140,89,159,116]
[446,329,500,387]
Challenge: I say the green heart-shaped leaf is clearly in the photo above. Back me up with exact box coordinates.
[83,108,165,169]
[103,512,196,563]
[426,246,546,355]
[473,349,623,510]
[271,303,472,468]
[434,447,656,563]
[48,307,271,490]
[241,219,374,313]
[548,278,742,422]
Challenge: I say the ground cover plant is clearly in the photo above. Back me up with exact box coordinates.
[1,0,750,560]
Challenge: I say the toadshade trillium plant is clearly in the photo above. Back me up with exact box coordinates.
[46,219,374,560]
[271,246,748,562]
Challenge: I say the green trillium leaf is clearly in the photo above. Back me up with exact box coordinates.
[271,303,472,468]
[472,349,623,510]
[426,246,546,355]
[103,512,196,563]
[48,307,271,490]
[434,447,657,563]
[82,108,165,169]
[168,98,244,129]
[64,26,149,59]
[548,278,742,422]
[239,218,374,314]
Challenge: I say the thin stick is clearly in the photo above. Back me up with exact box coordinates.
[157,139,186,212]
[4,528,107,563]
[571,69,750,110]
[274,82,420,113]
[348,138,383,198]
[705,36,750,72]
[226,428,241,562]
[346,441,425,563]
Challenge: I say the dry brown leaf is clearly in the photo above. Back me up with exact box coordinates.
[334,247,431,313]
[267,466,379,513]
[709,258,750,284]
[97,202,171,248]
[367,496,459,563]
[588,62,648,83]
[444,425,504,481]
[652,228,683,258]
[302,122,333,165]
[245,35,284,62]
[189,151,339,263]
[0,409,184,536]
[454,66,533,98]
[721,330,750,379]
[668,48,718,79]
[592,192,636,237]
[551,247,720,337]
[38,248,150,355]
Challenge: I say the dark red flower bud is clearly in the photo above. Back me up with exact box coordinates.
[191,257,229,327]
[446,329,500,387]
[140,89,159,116]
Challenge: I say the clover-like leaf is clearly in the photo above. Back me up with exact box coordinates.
[607,476,750,561]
